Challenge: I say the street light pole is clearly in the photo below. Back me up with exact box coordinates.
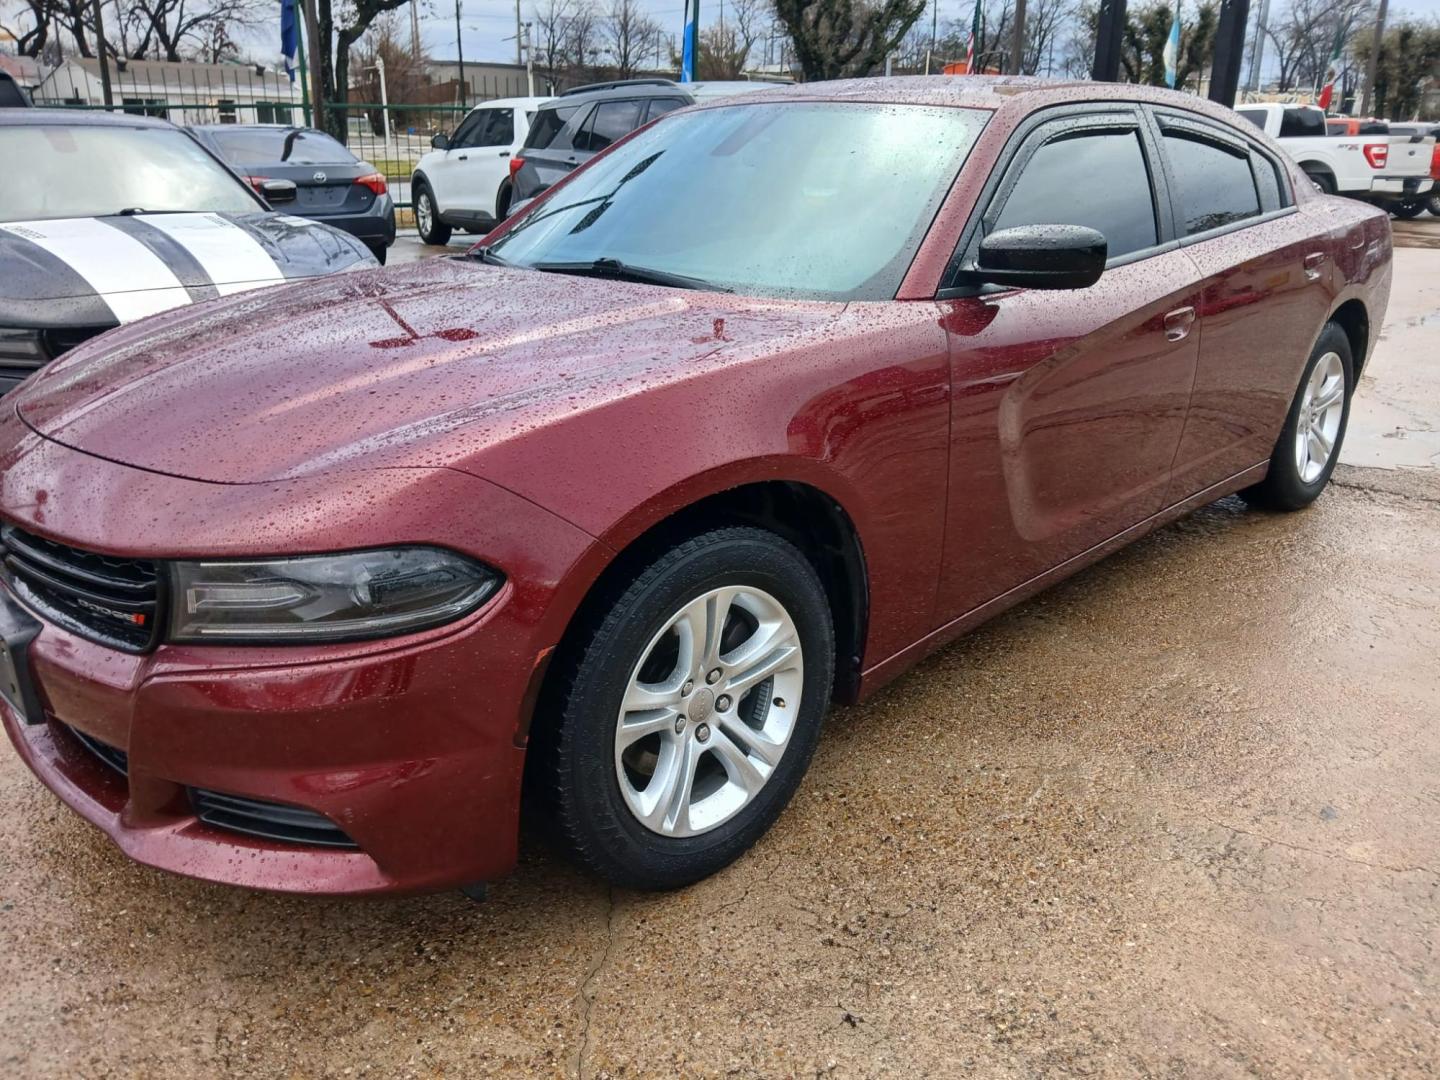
[375,55,391,157]
[1008,0,1028,74]
[515,0,523,66]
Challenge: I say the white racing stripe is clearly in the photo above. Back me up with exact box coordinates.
[139,213,286,295]
[0,217,192,322]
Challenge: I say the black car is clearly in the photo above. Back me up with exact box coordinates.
[511,80,693,202]
[0,69,32,107]
[0,111,375,394]
[190,124,396,263]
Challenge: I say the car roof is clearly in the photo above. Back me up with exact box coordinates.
[541,81,691,108]
[0,108,178,129]
[464,96,552,111]
[687,76,1268,127]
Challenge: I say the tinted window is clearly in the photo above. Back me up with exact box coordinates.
[994,129,1157,259]
[1163,132,1261,235]
[472,109,514,147]
[1279,108,1326,138]
[575,100,643,152]
[646,97,687,122]
[0,125,259,222]
[1237,109,1267,130]
[207,127,355,165]
[491,102,986,301]
[524,105,579,149]
[449,111,487,149]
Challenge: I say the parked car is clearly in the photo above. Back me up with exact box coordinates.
[189,124,395,263]
[1385,123,1440,217]
[509,80,693,205]
[410,96,552,245]
[0,78,1390,898]
[0,110,375,395]
[1236,103,1435,209]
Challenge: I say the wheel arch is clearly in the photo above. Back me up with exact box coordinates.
[540,477,871,726]
[1329,298,1371,377]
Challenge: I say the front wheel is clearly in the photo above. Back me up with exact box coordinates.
[1241,322,1353,511]
[413,182,451,246]
[536,527,835,890]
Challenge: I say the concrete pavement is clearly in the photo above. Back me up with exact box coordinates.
[2,220,1439,1078]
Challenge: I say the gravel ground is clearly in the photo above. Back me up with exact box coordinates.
[2,221,1439,1079]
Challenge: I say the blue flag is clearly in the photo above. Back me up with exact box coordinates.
[680,0,699,82]
[1163,3,1181,88]
[281,0,299,83]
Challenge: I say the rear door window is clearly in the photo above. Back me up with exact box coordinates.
[473,109,514,147]
[524,105,580,150]
[575,100,643,152]
[992,126,1158,260]
[645,98,688,122]
[1280,108,1325,138]
[1161,130,1261,235]
[1236,108,1267,131]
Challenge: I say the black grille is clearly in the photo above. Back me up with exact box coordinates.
[0,326,109,395]
[190,789,359,849]
[67,724,130,775]
[0,524,162,652]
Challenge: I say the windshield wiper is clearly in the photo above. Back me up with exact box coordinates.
[116,207,152,215]
[532,258,729,292]
[469,246,517,267]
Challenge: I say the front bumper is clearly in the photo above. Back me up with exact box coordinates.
[0,428,600,894]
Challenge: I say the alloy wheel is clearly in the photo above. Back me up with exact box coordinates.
[1295,350,1345,483]
[416,192,433,237]
[614,586,804,837]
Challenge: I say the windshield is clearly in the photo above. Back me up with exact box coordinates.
[206,127,357,165]
[0,124,261,223]
[490,101,987,300]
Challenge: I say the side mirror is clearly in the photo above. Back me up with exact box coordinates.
[431,132,450,150]
[258,178,297,204]
[975,224,1107,290]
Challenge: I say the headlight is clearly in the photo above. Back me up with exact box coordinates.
[0,328,45,363]
[168,547,501,643]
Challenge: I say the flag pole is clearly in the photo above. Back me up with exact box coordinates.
[296,13,312,127]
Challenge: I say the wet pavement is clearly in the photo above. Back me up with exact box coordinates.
[3,221,1440,1077]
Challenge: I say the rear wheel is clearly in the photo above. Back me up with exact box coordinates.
[413,182,451,246]
[1392,199,1426,219]
[535,527,834,890]
[1427,193,1440,217]
[1241,322,1353,512]
[496,181,514,221]
[1305,169,1337,196]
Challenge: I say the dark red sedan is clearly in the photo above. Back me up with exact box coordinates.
[0,78,1391,895]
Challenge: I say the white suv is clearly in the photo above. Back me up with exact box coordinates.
[411,96,551,245]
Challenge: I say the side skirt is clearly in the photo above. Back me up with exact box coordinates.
[854,461,1269,701]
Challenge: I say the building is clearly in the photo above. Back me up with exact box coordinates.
[30,58,302,125]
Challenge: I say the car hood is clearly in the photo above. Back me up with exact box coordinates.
[0,211,373,328]
[14,258,844,484]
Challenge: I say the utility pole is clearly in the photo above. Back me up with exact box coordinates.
[455,0,467,106]
[410,0,422,62]
[523,22,535,95]
[1359,0,1389,116]
[302,0,325,133]
[1008,0,1027,74]
[89,0,113,107]
[375,54,391,156]
[927,0,937,74]
[1207,0,1252,107]
[1246,0,1270,92]
[515,0,523,65]
[1092,0,1126,81]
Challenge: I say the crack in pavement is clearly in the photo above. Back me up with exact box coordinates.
[574,885,619,1080]
[1195,816,1440,880]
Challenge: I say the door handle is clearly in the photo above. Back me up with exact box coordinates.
[1163,306,1196,342]
[457,153,468,161]
[1304,251,1327,280]
[499,151,510,158]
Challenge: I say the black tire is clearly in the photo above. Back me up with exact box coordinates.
[1392,199,1426,219]
[413,181,451,245]
[1241,322,1354,512]
[496,181,514,221]
[534,526,835,890]
[1427,193,1440,217]
[365,242,388,265]
[1305,169,1337,196]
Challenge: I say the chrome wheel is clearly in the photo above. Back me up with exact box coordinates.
[1294,350,1345,483]
[416,191,433,237]
[614,586,803,838]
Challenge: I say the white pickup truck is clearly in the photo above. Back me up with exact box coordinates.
[1236,103,1435,210]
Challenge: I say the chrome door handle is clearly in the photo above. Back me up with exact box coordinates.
[1163,306,1196,342]
[1304,251,1327,280]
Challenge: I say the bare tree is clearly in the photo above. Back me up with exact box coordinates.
[603,0,660,78]
[1,0,101,58]
[695,0,761,77]
[1265,0,1372,93]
